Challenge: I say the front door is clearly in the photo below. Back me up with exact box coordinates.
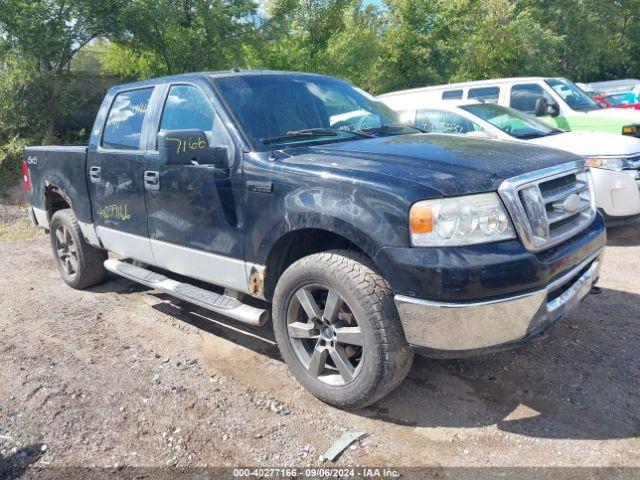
[144,83,247,291]
[87,87,155,264]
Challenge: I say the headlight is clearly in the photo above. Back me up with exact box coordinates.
[585,157,625,170]
[409,193,516,247]
[622,125,638,136]
[585,156,640,171]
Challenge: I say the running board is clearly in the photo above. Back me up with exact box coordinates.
[104,259,269,326]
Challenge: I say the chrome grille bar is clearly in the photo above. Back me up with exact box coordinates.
[498,160,596,252]
[539,179,588,204]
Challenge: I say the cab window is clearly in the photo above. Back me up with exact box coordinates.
[510,84,554,114]
[468,86,500,102]
[415,109,481,134]
[102,88,153,150]
[442,89,463,100]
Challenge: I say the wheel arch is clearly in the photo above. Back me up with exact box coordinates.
[263,228,373,300]
[44,184,74,222]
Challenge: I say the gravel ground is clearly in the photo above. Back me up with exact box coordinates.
[0,204,639,477]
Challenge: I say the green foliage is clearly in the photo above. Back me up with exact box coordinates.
[1,0,640,196]
[106,0,258,79]
[0,0,120,71]
[448,0,562,82]
[0,136,27,197]
[245,1,388,92]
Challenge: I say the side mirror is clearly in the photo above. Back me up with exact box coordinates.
[534,98,548,117]
[158,129,227,167]
[547,102,560,117]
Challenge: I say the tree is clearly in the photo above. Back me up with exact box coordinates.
[450,0,561,81]
[245,0,387,92]
[377,0,562,92]
[523,0,640,81]
[0,0,122,140]
[105,0,258,79]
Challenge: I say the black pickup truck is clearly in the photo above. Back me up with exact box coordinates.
[24,70,606,408]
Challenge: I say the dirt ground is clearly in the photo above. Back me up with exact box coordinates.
[0,203,639,476]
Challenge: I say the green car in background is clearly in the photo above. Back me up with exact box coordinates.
[379,76,640,138]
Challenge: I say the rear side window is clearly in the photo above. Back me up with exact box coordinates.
[468,86,500,102]
[510,83,554,114]
[102,88,153,150]
[442,89,463,100]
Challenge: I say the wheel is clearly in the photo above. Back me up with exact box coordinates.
[49,209,107,289]
[272,250,414,409]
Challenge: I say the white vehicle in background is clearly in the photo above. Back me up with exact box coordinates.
[378,77,640,138]
[578,79,640,95]
[382,99,640,225]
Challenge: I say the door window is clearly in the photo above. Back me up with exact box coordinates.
[102,88,153,150]
[510,84,555,114]
[468,86,500,102]
[415,109,481,134]
[160,85,215,132]
[159,84,233,157]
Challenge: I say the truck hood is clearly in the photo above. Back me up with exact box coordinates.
[526,131,640,157]
[280,134,578,197]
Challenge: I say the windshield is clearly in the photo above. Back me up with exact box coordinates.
[605,92,636,106]
[214,74,411,149]
[603,94,625,106]
[461,103,562,139]
[546,78,601,111]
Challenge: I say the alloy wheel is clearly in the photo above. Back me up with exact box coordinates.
[286,284,364,386]
[54,224,78,276]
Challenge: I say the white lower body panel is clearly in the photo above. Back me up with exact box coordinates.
[94,226,257,294]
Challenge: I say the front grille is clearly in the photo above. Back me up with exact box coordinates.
[498,161,596,251]
[623,155,640,184]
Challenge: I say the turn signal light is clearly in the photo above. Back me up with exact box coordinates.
[409,204,433,234]
[622,125,638,136]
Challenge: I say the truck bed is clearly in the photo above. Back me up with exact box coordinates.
[24,145,92,225]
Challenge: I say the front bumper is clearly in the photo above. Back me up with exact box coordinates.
[395,248,603,354]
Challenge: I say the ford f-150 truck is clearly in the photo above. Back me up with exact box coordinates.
[23,70,606,409]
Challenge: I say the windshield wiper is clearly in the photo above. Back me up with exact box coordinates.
[515,129,564,139]
[360,123,423,134]
[260,127,374,144]
[515,132,547,139]
[260,128,338,144]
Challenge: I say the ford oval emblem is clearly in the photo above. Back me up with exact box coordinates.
[562,193,581,214]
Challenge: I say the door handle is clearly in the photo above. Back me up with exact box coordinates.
[144,170,160,191]
[89,166,101,183]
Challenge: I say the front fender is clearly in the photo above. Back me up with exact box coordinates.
[248,185,411,263]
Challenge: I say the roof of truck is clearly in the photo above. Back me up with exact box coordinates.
[107,69,332,93]
[378,77,564,98]
[585,78,640,93]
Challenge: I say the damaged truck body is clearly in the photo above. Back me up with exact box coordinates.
[24,71,606,408]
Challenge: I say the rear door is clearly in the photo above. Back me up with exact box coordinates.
[87,87,156,263]
[142,82,247,291]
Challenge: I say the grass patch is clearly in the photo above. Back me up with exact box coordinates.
[0,217,39,241]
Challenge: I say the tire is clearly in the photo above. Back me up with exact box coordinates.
[49,209,107,289]
[272,250,414,409]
